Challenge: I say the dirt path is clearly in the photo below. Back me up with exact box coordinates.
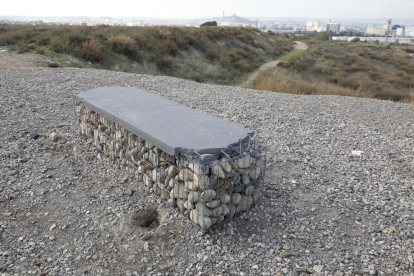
[0,50,53,69]
[294,41,309,50]
[240,41,308,87]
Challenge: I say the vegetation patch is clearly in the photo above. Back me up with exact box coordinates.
[0,24,291,85]
[249,40,414,104]
[275,49,306,61]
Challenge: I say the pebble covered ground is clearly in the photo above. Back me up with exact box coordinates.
[1,67,414,276]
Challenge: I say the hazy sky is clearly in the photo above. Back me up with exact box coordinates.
[2,0,414,19]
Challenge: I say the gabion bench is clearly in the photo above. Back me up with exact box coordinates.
[75,87,266,232]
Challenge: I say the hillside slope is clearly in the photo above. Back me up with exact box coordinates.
[0,25,292,84]
[1,67,414,275]
[249,40,414,104]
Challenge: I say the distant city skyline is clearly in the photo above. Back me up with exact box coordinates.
[2,0,414,19]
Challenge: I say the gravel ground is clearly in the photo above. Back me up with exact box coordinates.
[1,67,414,276]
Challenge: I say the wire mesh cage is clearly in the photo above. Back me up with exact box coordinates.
[76,102,266,232]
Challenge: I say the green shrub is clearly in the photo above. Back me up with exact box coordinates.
[50,36,70,53]
[77,41,104,63]
[17,44,30,54]
[106,34,137,55]
[66,32,89,46]
[37,34,52,46]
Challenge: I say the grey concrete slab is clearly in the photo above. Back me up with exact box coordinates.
[75,87,254,156]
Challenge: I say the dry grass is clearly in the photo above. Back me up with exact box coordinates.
[0,24,292,85]
[252,68,370,97]
[250,40,414,104]
[276,49,306,61]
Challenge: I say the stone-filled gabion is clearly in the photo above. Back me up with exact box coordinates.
[76,102,266,232]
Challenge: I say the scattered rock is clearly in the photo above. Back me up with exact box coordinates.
[313,265,324,273]
[50,224,57,231]
[49,132,59,141]
[28,131,40,139]
[124,188,134,196]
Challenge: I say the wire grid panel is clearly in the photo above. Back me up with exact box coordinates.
[76,102,266,232]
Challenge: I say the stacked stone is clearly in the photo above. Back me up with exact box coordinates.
[76,102,266,231]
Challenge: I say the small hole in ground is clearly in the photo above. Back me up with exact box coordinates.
[130,207,161,229]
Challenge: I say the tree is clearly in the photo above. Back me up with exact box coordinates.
[200,21,218,27]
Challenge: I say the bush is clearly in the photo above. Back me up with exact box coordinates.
[205,45,217,60]
[66,32,88,46]
[34,45,46,54]
[50,37,70,53]
[17,44,30,54]
[77,41,104,63]
[106,34,137,55]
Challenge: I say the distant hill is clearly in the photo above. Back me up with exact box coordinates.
[212,14,254,25]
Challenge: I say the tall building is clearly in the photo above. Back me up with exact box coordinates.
[306,20,325,32]
[326,20,340,33]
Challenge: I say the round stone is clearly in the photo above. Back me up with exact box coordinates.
[193,174,210,190]
[244,185,255,196]
[190,209,198,224]
[178,169,193,181]
[188,192,199,204]
[184,200,193,210]
[242,175,251,185]
[206,199,220,208]
[231,193,242,204]
[201,189,216,200]
[249,167,261,181]
[219,194,231,204]
[198,217,211,230]
[227,204,236,219]
[235,155,252,169]
[220,158,232,173]
[221,204,230,216]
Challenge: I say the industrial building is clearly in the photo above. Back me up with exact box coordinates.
[306,20,340,33]
[326,20,340,34]
[365,20,391,36]
[306,20,325,32]
[395,26,414,37]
